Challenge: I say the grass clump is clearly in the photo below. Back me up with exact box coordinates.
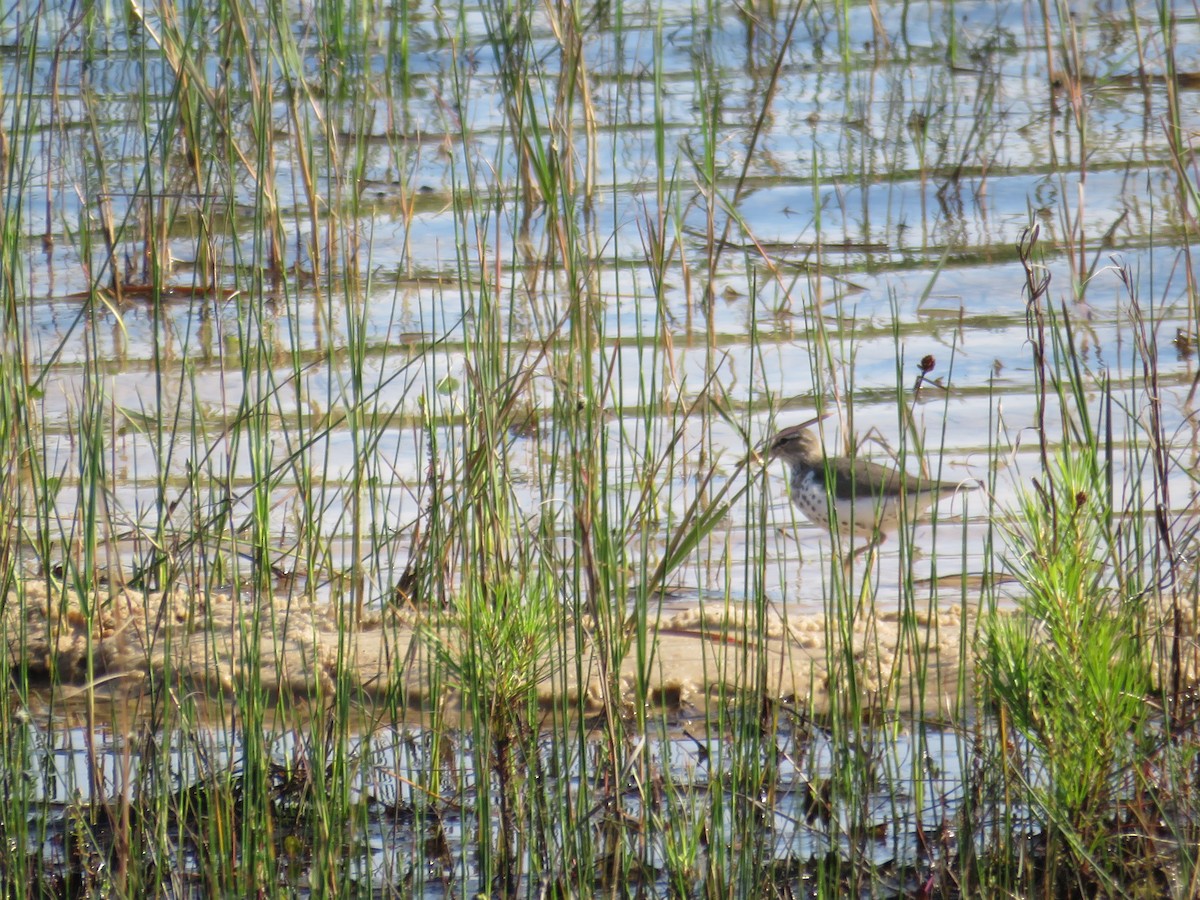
[424,565,562,895]
[978,234,1175,894]
[984,442,1151,842]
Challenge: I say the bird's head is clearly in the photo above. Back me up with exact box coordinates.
[766,417,826,466]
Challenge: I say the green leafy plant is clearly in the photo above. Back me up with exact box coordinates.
[984,440,1152,881]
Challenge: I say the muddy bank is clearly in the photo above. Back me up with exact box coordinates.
[9,580,1194,720]
[4,581,999,719]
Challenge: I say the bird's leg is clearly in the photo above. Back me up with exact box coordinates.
[840,545,854,579]
[851,531,886,562]
[852,539,883,617]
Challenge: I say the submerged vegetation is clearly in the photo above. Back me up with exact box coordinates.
[1,0,1199,895]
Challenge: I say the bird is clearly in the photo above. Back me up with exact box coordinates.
[766,417,960,548]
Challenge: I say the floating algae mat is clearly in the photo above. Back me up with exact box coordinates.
[7,580,976,718]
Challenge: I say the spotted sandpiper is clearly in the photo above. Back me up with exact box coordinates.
[767,417,959,547]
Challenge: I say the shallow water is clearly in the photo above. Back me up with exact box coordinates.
[9,0,1198,610]
[20,714,1004,895]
